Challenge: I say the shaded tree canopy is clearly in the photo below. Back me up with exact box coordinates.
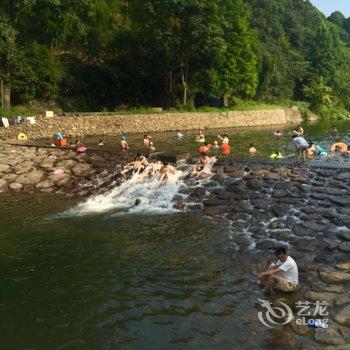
[0,0,349,117]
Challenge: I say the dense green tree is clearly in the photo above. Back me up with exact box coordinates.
[0,0,350,117]
[310,23,341,84]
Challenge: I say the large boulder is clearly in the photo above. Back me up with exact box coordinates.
[16,170,45,185]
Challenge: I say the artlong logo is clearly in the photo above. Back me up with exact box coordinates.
[258,299,293,328]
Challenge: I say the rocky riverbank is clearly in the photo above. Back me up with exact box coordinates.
[0,108,302,140]
[0,143,127,196]
[177,158,350,349]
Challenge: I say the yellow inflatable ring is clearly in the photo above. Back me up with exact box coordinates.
[17,133,28,141]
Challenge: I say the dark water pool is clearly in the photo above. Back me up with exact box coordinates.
[0,196,270,349]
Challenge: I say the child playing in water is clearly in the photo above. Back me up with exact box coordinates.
[120,136,129,150]
[98,139,104,146]
[195,130,205,143]
[193,152,212,176]
[213,141,220,149]
[249,143,256,154]
[143,135,151,147]
[159,162,176,182]
[331,125,338,135]
[270,150,283,159]
[132,153,149,174]
[218,134,229,145]
[148,141,156,153]
[292,125,304,137]
[139,159,163,180]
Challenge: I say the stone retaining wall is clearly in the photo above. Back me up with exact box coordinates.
[0,108,302,140]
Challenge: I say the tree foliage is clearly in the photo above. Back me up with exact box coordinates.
[0,0,349,117]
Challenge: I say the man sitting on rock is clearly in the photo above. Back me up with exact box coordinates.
[258,247,299,294]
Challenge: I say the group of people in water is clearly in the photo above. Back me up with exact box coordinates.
[290,124,349,162]
[120,153,176,182]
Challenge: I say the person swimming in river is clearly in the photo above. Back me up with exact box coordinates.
[159,162,176,182]
[198,142,212,154]
[273,130,283,138]
[120,153,148,176]
[193,152,212,176]
[249,143,256,154]
[98,139,104,146]
[70,139,80,147]
[218,134,229,145]
[331,125,339,135]
[120,136,129,150]
[195,130,205,143]
[307,142,327,157]
[176,132,184,139]
[221,143,231,155]
[331,142,348,153]
[143,134,152,147]
[148,140,156,153]
[292,125,304,137]
[139,159,163,180]
[132,153,149,174]
[270,150,283,159]
[212,140,220,149]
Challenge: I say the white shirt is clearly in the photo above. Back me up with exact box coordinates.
[222,137,229,144]
[293,136,309,149]
[276,256,299,285]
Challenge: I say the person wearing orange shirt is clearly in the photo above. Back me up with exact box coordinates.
[198,143,212,154]
[221,143,231,155]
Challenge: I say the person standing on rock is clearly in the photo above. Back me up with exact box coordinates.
[258,247,299,294]
[292,135,309,161]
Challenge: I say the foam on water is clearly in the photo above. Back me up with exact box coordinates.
[64,169,187,216]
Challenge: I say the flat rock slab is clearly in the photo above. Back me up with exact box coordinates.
[337,231,350,241]
[336,263,350,271]
[319,268,350,284]
[311,282,344,293]
[304,291,338,306]
[314,328,345,346]
[334,305,350,326]
[329,196,350,207]
[338,242,350,253]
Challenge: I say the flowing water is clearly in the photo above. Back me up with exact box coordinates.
[1,120,350,349]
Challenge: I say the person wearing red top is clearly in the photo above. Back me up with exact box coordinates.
[221,143,231,155]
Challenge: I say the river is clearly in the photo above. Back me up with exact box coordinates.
[0,120,349,349]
